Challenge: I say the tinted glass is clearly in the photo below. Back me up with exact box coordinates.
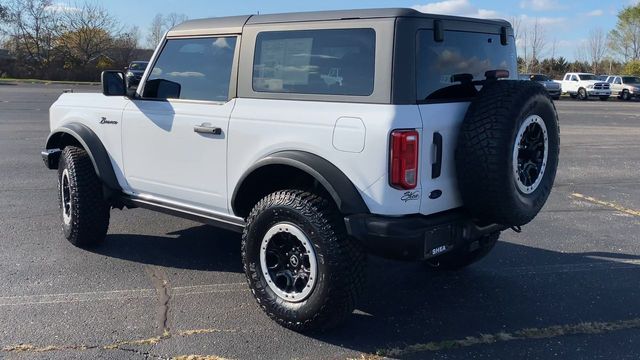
[144,37,237,101]
[253,29,375,96]
[579,74,596,80]
[622,76,640,83]
[129,62,148,70]
[417,30,517,101]
[530,74,550,81]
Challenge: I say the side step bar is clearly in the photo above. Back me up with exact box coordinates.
[122,195,245,233]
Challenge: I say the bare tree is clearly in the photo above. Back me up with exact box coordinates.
[587,28,607,73]
[529,19,547,72]
[146,12,188,49]
[146,13,164,49]
[56,2,120,68]
[112,25,139,68]
[165,12,188,28]
[3,0,60,78]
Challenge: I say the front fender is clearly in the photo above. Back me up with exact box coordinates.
[45,122,121,192]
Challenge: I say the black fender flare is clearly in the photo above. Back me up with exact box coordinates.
[231,151,369,216]
[45,122,121,192]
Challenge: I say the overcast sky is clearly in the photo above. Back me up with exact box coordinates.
[57,0,639,60]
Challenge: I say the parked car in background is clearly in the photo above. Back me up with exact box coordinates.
[561,72,611,101]
[595,75,609,81]
[605,75,640,101]
[519,73,561,100]
[125,61,149,87]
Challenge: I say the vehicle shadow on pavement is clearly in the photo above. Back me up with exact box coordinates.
[316,241,640,358]
[90,225,242,272]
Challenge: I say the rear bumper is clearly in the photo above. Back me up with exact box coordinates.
[344,210,506,261]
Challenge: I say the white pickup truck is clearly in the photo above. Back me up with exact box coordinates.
[561,72,611,100]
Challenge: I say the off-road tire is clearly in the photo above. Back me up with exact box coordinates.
[242,190,365,332]
[426,232,500,271]
[456,80,560,226]
[57,146,110,247]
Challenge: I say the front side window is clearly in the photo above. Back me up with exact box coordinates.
[417,30,517,102]
[252,28,376,96]
[144,37,237,102]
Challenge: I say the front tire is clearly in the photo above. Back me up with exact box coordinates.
[242,190,365,332]
[577,88,588,100]
[57,146,110,247]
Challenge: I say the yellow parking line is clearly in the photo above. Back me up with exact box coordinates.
[571,193,640,217]
[377,318,640,356]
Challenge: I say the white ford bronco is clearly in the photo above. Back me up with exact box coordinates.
[42,8,559,331]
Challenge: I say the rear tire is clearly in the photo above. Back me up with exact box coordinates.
[57,146,110,247]
[622,90,631,101]
[426,232,499,271]
[242,190,365,332]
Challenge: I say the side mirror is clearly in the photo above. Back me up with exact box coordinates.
[101,70,127,96]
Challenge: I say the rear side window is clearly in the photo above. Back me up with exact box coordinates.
[252,28,376,96]
[144,37,237,102]
[416,30,517,102]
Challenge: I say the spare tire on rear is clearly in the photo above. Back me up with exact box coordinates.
[455,80,560,226]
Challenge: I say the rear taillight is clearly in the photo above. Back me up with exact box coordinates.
[390,129,419,190]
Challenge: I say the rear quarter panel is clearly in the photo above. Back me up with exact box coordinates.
[228,99,423,216]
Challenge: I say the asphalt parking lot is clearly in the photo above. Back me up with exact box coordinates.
[0,83,639,360]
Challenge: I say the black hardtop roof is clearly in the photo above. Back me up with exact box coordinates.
[166,8,511,37]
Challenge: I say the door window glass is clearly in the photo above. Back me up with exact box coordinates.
[144,37,237,102]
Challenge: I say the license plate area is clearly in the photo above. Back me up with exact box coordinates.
[423,224,458,259]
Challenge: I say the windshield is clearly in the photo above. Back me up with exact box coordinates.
[417,30,517,102]
[622,76,640,84]
[129,62,148,71]
[579,74,597,81]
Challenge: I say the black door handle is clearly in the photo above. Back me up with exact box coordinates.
[194,123,221,135]
[432,132,443,179]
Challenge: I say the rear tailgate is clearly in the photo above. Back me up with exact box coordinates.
[417,102,469,215]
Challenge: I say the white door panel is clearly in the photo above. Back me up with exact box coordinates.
[122,99,234,213]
